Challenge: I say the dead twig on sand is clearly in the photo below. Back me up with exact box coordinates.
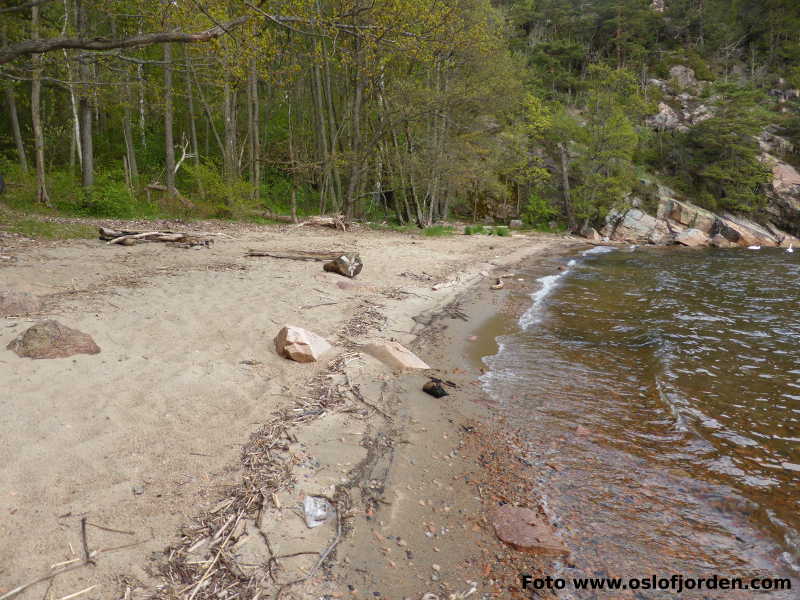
[275,505,343,599]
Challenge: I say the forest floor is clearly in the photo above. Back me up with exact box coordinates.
[0,216,581,600]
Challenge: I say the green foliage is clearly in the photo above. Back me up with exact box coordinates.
[523,192,557,226]
[422,225,455,237]
[487,226,510,237]
[464,224,485,235]
[648,84,772,212]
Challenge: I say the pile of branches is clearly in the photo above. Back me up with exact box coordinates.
[153,355,357,600]
[98,227,213,247]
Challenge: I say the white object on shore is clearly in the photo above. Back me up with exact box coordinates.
[747,245,761,250]
[303,495,335,528]
[788,244,794,254]
[363,340,430,370]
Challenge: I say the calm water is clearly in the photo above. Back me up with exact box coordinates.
[482,247,800,597]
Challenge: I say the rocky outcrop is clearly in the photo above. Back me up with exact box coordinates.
[601,195,787,248]
[602,208,674,244]
[760,152,800,237]
[645,66,715,133]
[712,214,779,247]
[7,320,101,359]
[675,228,710,247]
[363,341,430,371]
[0,290,41,317]
[274,326,332,363]
[657,197,717,233]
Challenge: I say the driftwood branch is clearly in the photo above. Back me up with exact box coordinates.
[98,227,212,247]
[263,213,348,231]
[246,249,351,261]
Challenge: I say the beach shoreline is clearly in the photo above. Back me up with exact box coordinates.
[0,220,583,599]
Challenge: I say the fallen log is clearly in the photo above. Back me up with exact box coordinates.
[245,249,352,261]
[263,213,348,231]
[98,227,212,247]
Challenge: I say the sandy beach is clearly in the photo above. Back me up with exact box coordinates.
[0,220,579,599]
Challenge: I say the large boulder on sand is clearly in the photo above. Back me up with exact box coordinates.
[0,290,41,317]
[274,325,332,363]
[490,504,569,556]
[675,228,710,247]
[363,341,430,371]
[7,320,100,359]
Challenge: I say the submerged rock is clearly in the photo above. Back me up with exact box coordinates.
[490,505,569,556]
[274,325,332,363]
[7,320,100,359]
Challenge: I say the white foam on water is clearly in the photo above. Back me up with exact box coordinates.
[519,273,566,330]
[582,245,616,256]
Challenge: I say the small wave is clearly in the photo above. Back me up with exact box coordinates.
[519,273,567,329]
[582,245,616,256]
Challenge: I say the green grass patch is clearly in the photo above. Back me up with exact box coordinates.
[422,225,455,237]
[4,216,96,240]
[464,224,486,235]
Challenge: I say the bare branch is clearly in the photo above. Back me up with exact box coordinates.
[0,15,250,64]
[0,0,56,14]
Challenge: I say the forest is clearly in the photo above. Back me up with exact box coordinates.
[1,0,799,230]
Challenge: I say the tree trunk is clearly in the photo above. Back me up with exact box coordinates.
[76,0,93,187]
[4,85,28,173]
[344,37,364,220]
[247,58,260,201]
[222,69,238,184]
[30,6,50,204]
[558,143,576,230]
[312,54,331,213]
[122,82,139,189]
[163,42,176,194]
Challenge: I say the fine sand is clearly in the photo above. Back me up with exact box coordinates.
[0,220,578,599]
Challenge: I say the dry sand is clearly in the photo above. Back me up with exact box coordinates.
[0,220,578,599]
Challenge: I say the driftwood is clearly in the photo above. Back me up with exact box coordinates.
[98,227,212,247]
[245,249,352,261]
[263,213,348,231]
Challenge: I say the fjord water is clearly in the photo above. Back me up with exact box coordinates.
[483,247,799,595]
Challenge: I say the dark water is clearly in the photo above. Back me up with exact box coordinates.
[482,246,800,597]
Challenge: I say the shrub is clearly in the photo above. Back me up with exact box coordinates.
[464,224,486,235]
